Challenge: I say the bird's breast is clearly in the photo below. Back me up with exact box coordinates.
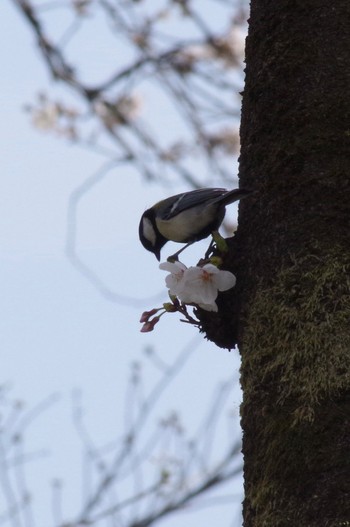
[155,204,223,243]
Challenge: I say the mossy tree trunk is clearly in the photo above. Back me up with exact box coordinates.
[237,2,350,526]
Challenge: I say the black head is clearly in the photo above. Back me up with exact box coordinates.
[139,209,167,261]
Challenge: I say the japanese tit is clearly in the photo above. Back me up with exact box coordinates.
[139,187,251,260]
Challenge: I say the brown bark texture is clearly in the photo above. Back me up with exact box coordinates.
[234,1,350,526]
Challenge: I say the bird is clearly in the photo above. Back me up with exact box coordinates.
[139,187,251,261]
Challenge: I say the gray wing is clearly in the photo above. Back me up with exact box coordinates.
[161,188,227,219]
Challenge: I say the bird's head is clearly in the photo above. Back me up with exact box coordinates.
[139,209,167,261]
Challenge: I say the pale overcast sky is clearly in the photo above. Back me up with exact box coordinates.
[1,2,243,525]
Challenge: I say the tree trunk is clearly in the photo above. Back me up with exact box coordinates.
[237,2,350,526]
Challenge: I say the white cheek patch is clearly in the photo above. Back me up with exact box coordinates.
[143,217,157,246]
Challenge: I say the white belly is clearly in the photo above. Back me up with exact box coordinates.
[155,204,219,243]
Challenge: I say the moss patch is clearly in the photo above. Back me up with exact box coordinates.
[240,250,350,526]
[242,250,350,420]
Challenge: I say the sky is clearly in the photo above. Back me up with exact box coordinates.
[0,1,243,525]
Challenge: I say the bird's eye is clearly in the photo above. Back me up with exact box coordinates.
[142,217,157,246]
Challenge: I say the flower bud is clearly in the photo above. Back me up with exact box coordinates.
[139,308,159,323]
[140,316,160,333]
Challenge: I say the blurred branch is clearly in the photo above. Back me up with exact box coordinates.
[7,1,247,526]
[12,0,246,187]
[14,0,247,304]
[65,337,242,527]
[65,160,165,307]
[12,0,79,89]
[0,390,60,527]
[75,337,201,520]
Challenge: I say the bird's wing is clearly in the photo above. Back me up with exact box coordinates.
[162,188,227,219]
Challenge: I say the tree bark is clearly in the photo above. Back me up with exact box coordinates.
[237,2,350,526]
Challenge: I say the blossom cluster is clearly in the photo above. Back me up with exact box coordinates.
[140,260,236,332]
[160,261,236,313]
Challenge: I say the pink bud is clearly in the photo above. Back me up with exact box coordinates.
[140,322,154,333]
[140,312,149,323]
[139,308,159,323]
[140,316,160,333]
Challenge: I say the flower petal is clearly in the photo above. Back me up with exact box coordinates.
[216,270,236,291]
[177,266,218,305]
[201,263,220,275]
[159,260,188,296]
[159,261,187,273]
[198,301,218,312]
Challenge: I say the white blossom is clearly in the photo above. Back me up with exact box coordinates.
[32,102,59,130]
[94,95,142,128]
[180,264,236,311]
[159,261,187,296]
[159,261,236,312]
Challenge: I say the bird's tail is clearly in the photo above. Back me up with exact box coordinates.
[216,188,253,206]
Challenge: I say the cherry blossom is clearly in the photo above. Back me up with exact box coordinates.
[159,261,236,312]
[159,261,187,296]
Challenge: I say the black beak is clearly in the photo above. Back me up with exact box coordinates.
[154,249,161,261]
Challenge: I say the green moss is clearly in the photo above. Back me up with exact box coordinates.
[240,249,350,525]
[242,250,350,421]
